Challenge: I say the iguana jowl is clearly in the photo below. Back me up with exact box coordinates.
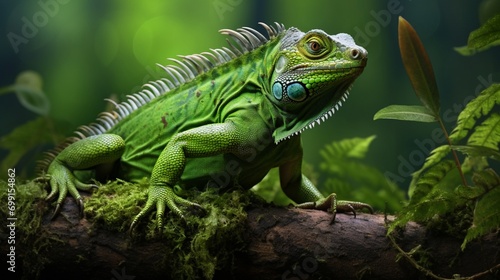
[38,22,372,230]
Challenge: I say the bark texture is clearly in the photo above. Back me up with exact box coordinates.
[3,197,500,280]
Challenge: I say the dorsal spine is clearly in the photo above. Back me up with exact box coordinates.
[37,22,286,174]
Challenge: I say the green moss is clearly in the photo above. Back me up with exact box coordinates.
[83,179,259,280]
[164,188,253,280]
[1,177,259,280]
[0,179,60,279]
[83,178,149,232]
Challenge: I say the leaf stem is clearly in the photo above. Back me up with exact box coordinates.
[388,231,500,279]
[437,117,468,186]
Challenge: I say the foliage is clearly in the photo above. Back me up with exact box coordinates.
[251,167,294,206]
[376,16,500,253]
[455,14,500,55]
[373,105,436,123]
[319,136,406,213]
[252,136,405,213]
[0,70,50,116]
[0,117,64,179]
[0,71,67,180]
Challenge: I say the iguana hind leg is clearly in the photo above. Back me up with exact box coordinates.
[280,157,373,224]
[41,134,125,218]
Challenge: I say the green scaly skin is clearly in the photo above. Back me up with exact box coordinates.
[38,23,373,231]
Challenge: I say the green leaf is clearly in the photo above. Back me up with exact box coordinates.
[0,117,55,174]
[472,168,500,192]
[320,136,406,212]
[468,113,500,150]
[449,84,500,143]
[410,160,456,204]
[319,135,376,160]
[455,14,500,56]
[454,45,475,56]
[462,186,500,249]
[398,17,440,116]
[452,145,500,162]
[389,160,464,233]
[373,105,437,122]
[409,145,451,197]
[0,71,50,115]
[462,169,500,249]
[13,84,50,116]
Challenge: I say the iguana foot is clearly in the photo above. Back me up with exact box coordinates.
[130,185,205,233]
[37,161,98,219]
[296,193,373,224]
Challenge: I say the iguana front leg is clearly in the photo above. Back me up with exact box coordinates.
[279,153,373,223]
[130,120,250,231]
[40,134,125,218]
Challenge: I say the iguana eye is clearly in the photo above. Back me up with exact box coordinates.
[306,39,324,56]
[301,34,330,59]
[309,40,321,52]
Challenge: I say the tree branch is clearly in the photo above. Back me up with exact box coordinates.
[2,195,499,279]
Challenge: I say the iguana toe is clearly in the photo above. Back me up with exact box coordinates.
[49,203,62,220]
[44,162,96,219]
[130,185,205,233]
[296,193,373,224]
[337,201,374,217]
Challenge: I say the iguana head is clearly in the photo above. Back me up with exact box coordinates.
[269,27,367,143]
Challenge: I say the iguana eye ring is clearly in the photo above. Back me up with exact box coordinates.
[301,34,330,59]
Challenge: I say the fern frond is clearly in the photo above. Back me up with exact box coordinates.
[449,84,500,143]
[320,135,406,212]
[410,160,456,204]
[468,113,500,150]
[389,160,466,233]
[462,186,500,249]
[409,145,451,197]
[452,145,500,162]
[319,135,376,160]
[461,169,500,249]
[389,187,466,233]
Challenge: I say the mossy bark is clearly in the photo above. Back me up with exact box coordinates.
[1,181,499,280]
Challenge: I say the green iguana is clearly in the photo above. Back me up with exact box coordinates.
[38,22,372,231]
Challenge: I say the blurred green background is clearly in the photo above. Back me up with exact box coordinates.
[1,0,499,197]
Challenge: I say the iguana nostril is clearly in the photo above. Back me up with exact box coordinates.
[350,49,362,60]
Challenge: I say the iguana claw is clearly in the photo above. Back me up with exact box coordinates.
[40,162,98,220]
[129,185,204,233]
